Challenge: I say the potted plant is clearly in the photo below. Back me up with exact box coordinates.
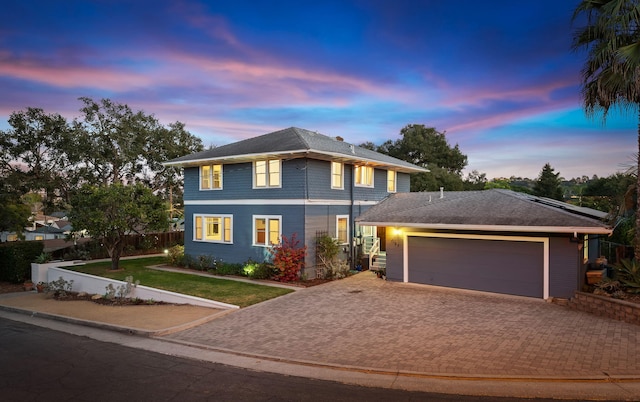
[36,282,48,293]
[23,280,34,291]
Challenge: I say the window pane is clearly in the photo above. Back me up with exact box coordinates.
[268,159,280,186]
[364,166,373,186]
[224,217,231,242]
[268,219,280,245]
[201,165,211,189]
[205,217,221,241]
[195,216,203,240]
[212,165,222,189]
[331,162,342,188]
[337,217,348,243]
[255,218,266,244]
[255,161,267,187]
[387,170,396,192]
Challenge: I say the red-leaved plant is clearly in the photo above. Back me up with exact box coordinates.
[269,233,307,282]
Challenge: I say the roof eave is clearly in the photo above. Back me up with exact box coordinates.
[355,221,612,235]
[163,149,428,173]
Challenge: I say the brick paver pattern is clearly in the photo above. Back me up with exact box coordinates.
[164,272,640,378]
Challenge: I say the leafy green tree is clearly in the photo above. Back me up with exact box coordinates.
[68,184,168,270]
[463,170,488,190]
[485,179,511,190]
[573,0,640,256]
[72,97,203,188]
[362,124,468,191]
[583,173,635,213]
[0,107,72,208]
[533,163,564,200]
[0,179,30,235]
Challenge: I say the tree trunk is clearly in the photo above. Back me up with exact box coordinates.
[636,106,640,261]
[106,238,123,271]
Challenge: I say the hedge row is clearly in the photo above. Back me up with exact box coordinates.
[0,241,44,283]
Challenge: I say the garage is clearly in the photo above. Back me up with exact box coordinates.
[356,189,612,300]
[408,235,546,298]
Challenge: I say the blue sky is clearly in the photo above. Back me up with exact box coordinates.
[1,0,636,179]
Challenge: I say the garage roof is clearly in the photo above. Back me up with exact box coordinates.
[356,189,612,235]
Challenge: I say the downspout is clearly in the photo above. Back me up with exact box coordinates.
[350,164,355,269]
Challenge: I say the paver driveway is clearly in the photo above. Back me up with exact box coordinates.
[164,271,640,378]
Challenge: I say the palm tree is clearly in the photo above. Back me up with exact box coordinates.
[572,0,640,258]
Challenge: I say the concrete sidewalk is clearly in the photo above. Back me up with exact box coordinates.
[2,271,640,399]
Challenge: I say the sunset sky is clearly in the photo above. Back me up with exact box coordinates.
[1,0,636,180]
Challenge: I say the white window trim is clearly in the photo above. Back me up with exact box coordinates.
[336,214,349,245]
[253,215,282,247]
[193,214,233,244]
[253,159,282,189]
[331,161,344,190]
[387,170,397,193]
[354,165,374,188]
[199,164,223,191]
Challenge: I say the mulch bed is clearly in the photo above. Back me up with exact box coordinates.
[51,291,172,306]
[0,282,28,294]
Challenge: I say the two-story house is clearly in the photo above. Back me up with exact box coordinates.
[164,127,427,277]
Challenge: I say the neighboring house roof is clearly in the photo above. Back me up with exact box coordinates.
[52,220,71,229]
[50,211,68,219]
[164,127,427,173]
[30,226,66,234]
[356,189,612,235]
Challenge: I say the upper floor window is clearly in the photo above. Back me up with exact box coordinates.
[331,162,344,189]
[387,170,397,193]
[194,214,233,243]
[200,164,222,190]
[253,215,281,246]
[355,165,374,187]
[336,215,349,244]
[254,159,281,188]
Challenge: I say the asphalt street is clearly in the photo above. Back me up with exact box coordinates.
[0,317,595,402]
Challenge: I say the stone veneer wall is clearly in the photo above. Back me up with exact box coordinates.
[568,292,640,326]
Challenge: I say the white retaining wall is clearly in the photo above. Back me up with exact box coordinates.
[31,260,87,284]
[45,267,238,310]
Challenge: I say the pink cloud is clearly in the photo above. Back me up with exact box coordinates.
[0,57,153,91]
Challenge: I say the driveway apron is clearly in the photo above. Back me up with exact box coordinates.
[163,271,640,378]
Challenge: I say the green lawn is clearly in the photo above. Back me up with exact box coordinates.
[69,256,293,307]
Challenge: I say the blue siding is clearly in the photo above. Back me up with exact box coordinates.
[185,160,306,201]
[352,167,400,201]
[306,159,351,200]
[185,204,305,265]
[182,155,415,273]
[549,235,581,298]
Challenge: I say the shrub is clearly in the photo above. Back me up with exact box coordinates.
[270,234,306,282]
[215,262,242,276]
[243,259,276,279]
[316,234,349,279]
[166,245,185,266]
[195,254,216,271]
[0,241,44,283]
[612,259,640,293]
[47,276,74,297]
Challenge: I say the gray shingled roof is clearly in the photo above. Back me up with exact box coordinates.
[356,189,611,234]
[164,127,427,173]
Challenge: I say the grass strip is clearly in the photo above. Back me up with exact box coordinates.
[69,257,293,307]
